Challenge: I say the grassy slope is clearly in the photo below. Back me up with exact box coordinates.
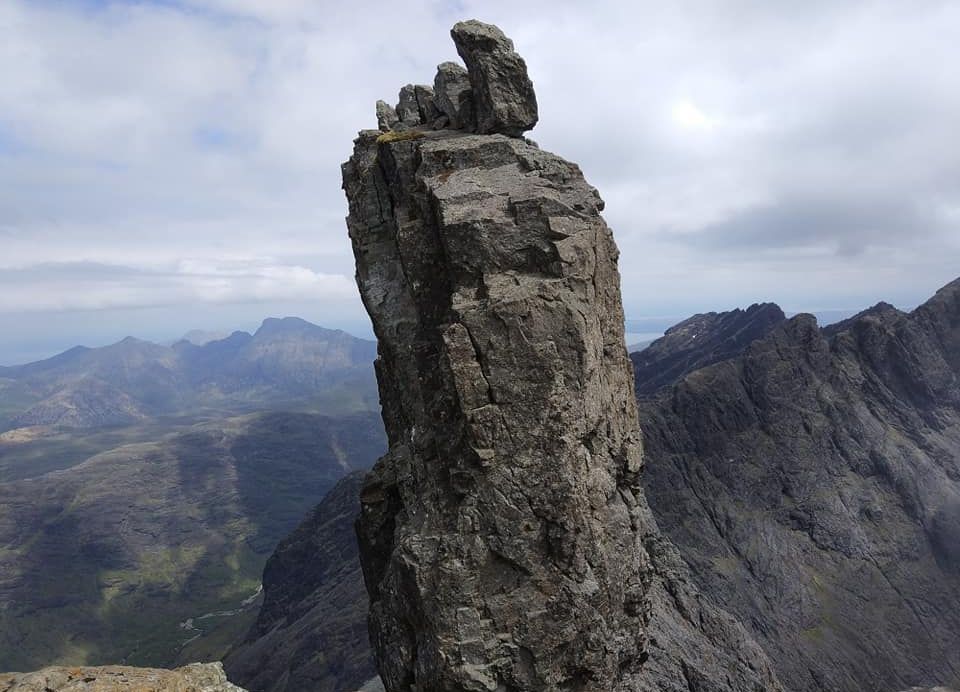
[0,411,384,671]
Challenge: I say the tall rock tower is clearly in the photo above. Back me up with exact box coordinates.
[343,20,651,691]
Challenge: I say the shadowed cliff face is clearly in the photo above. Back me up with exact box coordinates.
[224,473,374,692]
[639,278,960,691]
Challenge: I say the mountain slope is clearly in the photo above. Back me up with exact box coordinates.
[223,472,374,692]
[638,278,960,690]
[630,302,785,397]
[0,411,385,672]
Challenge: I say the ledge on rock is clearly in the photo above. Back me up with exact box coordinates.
[0,663,244,692]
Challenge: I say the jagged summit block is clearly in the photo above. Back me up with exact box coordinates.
[452,20,538,136]
[345,22,645,692]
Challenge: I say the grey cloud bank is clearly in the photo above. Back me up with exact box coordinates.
[1,0,958,363]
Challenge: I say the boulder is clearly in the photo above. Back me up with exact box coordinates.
[375,100,398,132]
[450,19,538,136]
[433,61,474,130]
[395,85,420,125]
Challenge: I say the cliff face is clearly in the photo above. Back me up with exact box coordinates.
[341,19,781,692]
[639,278,960,690]
[344,22,649,691]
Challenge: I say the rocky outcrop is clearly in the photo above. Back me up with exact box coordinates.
[224,473,374,692]
[433,62,473,130]
[639,278,960,690]
[0,663,243,692]
[374,19,536,138]
[342,19,780,692]
[630,302,785,397]
[450,20,538,135]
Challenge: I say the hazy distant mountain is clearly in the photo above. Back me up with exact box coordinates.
[178,329,232,346]
[0,317,379,430]
[0,317,387,672]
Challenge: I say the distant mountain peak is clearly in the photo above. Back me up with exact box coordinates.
[255,316,338,337]
[631,301,787,396]
[179,329,232,346]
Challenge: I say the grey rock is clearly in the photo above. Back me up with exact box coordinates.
[632,525,784,692]
[413,84,441,124]
[639,278,960,691]
[375,100,398,132]
[395,85,421,125]
[433,61,474,130]
[451,20,537,136]
[228,463,783,692]
[345,124,650,691]
[0,663,244,691]
[631,302,786,397]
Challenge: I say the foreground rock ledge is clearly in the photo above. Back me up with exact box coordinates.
[345,53,652,687]
[0,663,244,692]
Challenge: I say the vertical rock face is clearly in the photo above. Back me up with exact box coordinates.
[344,22,646,692]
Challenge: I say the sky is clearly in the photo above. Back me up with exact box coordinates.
[1,0,959,364]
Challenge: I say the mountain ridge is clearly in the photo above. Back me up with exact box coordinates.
[0,318,379,431]
[638,275,960,690]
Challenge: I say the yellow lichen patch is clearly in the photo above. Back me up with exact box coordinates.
[376,129,426,144]
[0,426,51,444]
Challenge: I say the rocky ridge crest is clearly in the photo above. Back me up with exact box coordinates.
[639,278,960,690]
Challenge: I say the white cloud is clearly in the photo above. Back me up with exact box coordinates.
[0,257,357,314]
[0,0,958,345]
